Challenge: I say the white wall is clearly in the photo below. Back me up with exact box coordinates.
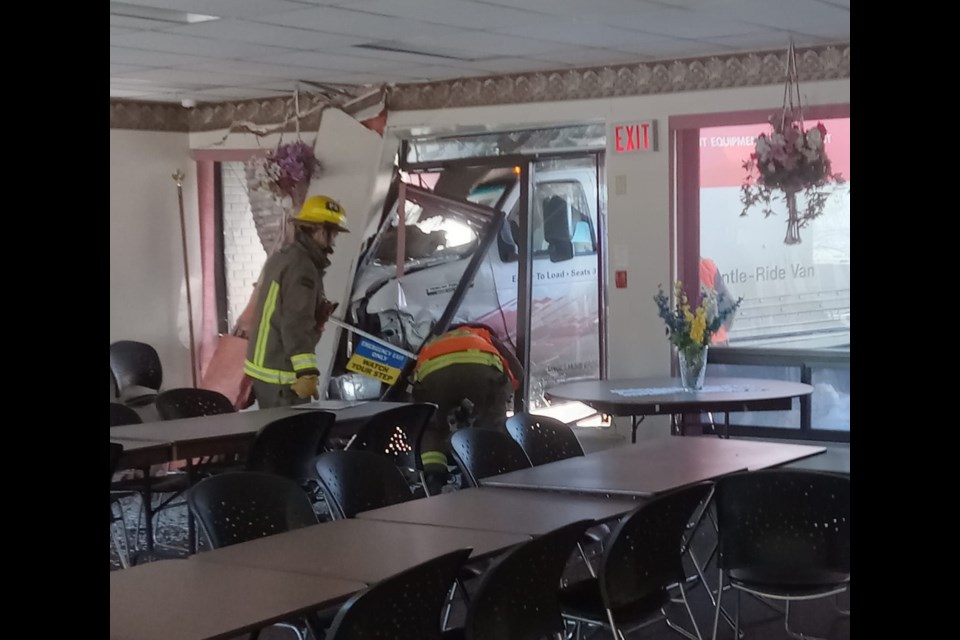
[386,79,850,435]
[221,161,267,329]
[110,130,201,391]
[190,109,388,390]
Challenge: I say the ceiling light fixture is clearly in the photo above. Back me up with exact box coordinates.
[109,2,220,25]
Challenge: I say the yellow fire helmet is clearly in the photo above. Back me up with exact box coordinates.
[294,195,350,233]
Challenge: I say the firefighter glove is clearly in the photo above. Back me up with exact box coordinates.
[291,374,320,400]
[316,299,339,329]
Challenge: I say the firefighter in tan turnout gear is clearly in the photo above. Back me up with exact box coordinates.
[244,195,348,408]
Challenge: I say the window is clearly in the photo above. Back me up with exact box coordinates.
[698,118,850,350]
[506,180,597,258]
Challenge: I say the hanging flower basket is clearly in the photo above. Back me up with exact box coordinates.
[740,42,845,245]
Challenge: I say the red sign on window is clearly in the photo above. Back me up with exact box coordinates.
[612,121,658,153]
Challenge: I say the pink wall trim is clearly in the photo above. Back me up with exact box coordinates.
[196,160,217,377]
[669,104,850,130]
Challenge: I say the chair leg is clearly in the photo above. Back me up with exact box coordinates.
[783,600,830,640]
[442,580,457,630]
[577,542,597,578]
[678,581,704,640]
[604,608,626,640]
[418,471,432,497]
[711,567,724,640]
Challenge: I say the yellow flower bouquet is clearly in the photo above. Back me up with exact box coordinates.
[654,282,742,389]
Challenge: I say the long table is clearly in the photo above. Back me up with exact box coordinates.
[110,401,407,463]
[358,487,642,535]
[192,518,528,584]
[481,437,825,497]
[110,559,364,640]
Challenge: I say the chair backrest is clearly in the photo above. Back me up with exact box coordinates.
[348,403,437,472]
[109,340,163,395]
[464,519,595,640]
[187,471,319,549]
[155,388,236,420]
[314,450,415,519]
[505,412,585,466]
[245,411,336,486]
[325,548,472,640]
[110,402,142,427]
[600,482,714,610]
[715,469,850,577]
[450,428,531,488]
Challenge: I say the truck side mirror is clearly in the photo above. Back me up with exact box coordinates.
[542,196,574,243]
[543,196,575,262]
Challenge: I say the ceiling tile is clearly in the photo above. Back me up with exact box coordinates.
[254,6,473,40]
[613,39,734,59]
[530,48,649,67]
[395,31,570,57]
[345,0,545,30]
[475,0,665,15]
[110,31,298,58]
[116,67,270,87]
[699,0,849,37]
[601,8,759,39]
[495,18,679,49]
[165,18,367,50]
[111,63,149,75]
[110,88,158,98]
[110,15,170,30]
[704,31,819,50]
[110,47,222,67]
[261,50,417,72]
[111,0,309,19]
[454,57,571,74]
[185,60,331,80]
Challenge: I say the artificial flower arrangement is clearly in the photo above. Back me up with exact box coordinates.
[740,113,845,244]
[247,140,322,212]
[654,282,742,351]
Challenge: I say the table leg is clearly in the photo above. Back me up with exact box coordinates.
[631,415,645,443]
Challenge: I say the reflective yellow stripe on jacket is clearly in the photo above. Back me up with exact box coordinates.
[245,280,299,384]
[243,360,298,384]
[414,350,504,383]
[291,353,318,373]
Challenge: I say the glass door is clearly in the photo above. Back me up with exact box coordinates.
[519,154,606,421]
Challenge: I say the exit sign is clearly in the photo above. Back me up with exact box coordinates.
[612,120,658,154]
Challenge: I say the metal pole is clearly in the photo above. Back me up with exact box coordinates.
[173,169,199,388]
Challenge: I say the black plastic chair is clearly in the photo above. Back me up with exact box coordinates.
[110,402,143,426]
[346,402,437,495]
[710,470,850,640]
[314,450,415,520]
[187,471,323,640]
[245,411,336,491]
[449,428,531,488]
[505,412,609,547]
[559,482,715,640]
[110,340,163,407]
[506,412,585,466]
[325,548,473,640]
[155,387,236,419]
[187,471,319,549]
[445,519,595,640]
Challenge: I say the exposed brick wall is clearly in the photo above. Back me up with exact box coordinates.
[221,162,266,329]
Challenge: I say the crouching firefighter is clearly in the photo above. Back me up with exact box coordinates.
[412,323,524,494]
[243,195,348,408]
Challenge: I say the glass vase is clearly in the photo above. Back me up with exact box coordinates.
[678,345,708,391]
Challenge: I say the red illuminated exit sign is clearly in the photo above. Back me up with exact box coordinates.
[612,120,658,154]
